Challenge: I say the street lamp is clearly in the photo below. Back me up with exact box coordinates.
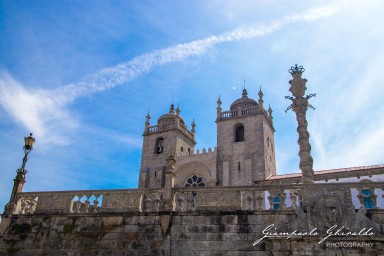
[17,133,36,174]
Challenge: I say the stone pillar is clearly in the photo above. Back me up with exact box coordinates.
[4,171,26,215]
[286,65,315,184]
[163,153,176,211]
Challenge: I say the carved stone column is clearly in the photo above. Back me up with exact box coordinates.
[286,65,316,184]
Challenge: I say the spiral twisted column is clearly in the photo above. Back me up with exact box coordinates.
[286,65,316,184]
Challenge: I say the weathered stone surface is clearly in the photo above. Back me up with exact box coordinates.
[2,184,384,255]
[1,210,383,255]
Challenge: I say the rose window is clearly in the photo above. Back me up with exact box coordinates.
[185,175,205,187]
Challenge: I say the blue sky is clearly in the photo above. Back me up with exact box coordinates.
[1,0,384,212]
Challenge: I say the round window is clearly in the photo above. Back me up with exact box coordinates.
[185,175,205,187]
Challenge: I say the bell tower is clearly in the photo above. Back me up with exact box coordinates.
[216,88,275,186]
[139,104,196,188]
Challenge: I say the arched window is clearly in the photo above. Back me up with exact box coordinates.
[155,137,164,154]
[185,175,205,187]
[235,124,244,142]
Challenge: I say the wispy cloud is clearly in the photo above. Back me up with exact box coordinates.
[0,3,347,144]
[0,72,77,144]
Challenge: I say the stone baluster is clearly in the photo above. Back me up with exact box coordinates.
[144,196,151,212]
[92,194,100,213]
[255,191,264,210]
[176,193,185,212]
[75,195,82,213]
[289,190,299,208]
[268,193,275,210]
[241,191,253,210]
[246,193,253,210]
[84,195,91,213]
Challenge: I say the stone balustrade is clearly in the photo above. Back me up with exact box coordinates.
[220,106,271,120]
[13,182,384,215]
[146,123,194,139]
[220,110,238,119]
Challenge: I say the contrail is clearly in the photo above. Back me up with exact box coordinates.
[52,3,346,104]
[0,2,348,140]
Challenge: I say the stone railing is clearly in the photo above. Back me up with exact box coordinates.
[147,124,176,133]
[220,107,263,120]
[147,125,159,133]
[146,123,194,139]
[12,182,384,215]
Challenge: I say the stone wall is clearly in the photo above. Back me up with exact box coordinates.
[1,183,384,255]
[1,210,383,256]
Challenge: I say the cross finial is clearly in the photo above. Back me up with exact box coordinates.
[217,95,222,105]
[242,80,248,98]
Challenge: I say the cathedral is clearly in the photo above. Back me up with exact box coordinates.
[139,88,276,189]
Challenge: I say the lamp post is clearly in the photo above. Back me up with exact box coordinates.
[17,133,36,174]
[6,133,36,212]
